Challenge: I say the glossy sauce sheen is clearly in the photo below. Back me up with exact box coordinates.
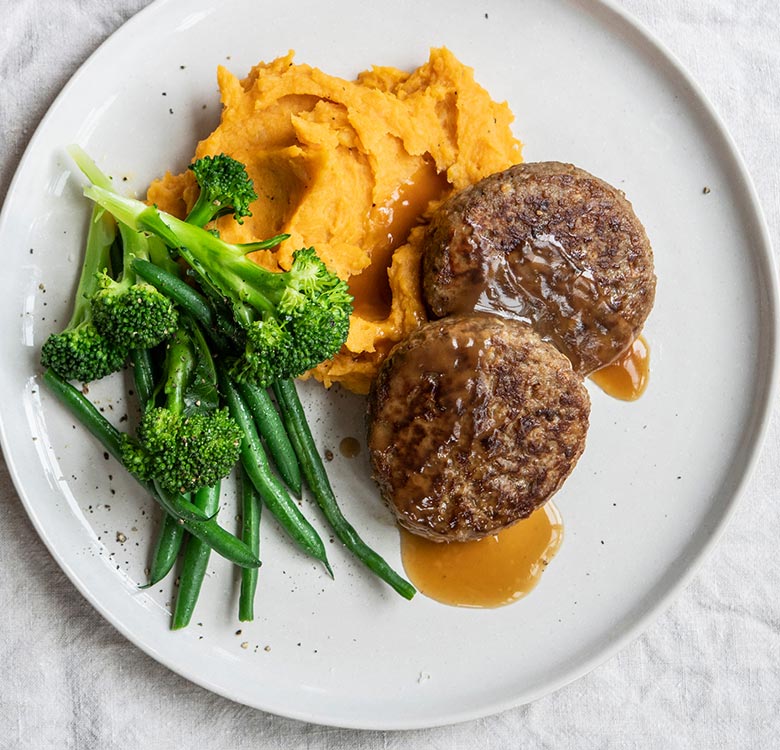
[349,161,449,321]
[422,162,656,378]
[369,322,489,525]
[591,335,650,401]
[452,232,635,373]
[400,503,564,607]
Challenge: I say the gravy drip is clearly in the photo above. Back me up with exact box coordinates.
[591,335,650,401]
[400,502,563,607]
[349,160,449,321]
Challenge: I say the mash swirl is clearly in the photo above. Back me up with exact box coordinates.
[148,48,521,393]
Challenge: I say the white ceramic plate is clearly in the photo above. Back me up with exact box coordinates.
[0,0,776,730]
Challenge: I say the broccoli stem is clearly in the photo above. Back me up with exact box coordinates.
[185,196,217,230]
[81,185,287,310]
[66,204,115,330]
[114,224,146,288]
[147,235,181,278]
[118,220,179,290]
[69,144,180,280]
[83,184,284,253]
[68,144,114,190]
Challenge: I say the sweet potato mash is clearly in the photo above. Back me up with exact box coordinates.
[148,48,521,393]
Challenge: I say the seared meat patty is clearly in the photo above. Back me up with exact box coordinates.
[366,314,590,542]
[421,161,655,374]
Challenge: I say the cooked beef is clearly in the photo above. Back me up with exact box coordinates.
[366,314,590,542]
[421,161,655,374]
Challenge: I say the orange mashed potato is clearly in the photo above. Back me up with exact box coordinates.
[148,48,521,394]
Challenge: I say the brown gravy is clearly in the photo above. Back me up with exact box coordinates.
[349,160,449,321]
[591,335,650,401]
[367,319,486,523]
[449,232,635,374]
[400,502,563,607]
[339,436,361,458]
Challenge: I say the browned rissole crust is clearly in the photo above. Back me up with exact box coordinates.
[421,161,656,374]
[366,314,590,542]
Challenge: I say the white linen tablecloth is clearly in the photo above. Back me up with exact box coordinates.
[1,1,778,747]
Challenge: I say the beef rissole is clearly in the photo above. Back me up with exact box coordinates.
[367,314,590,542]
[421,161,656,374]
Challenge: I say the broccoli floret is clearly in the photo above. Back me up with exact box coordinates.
[186,154,258,228]
[121,322,242,494]
[127,406,241,494]
[40,204,129,382]
[81,183,353,388]
[66,145,178,350]
[40,320,128,383]
[91,225,179,349]
[230,248,353,386]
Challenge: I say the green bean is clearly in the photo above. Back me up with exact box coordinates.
[42,369,261,569]
[129,347,155,408]
[142,513,184,588]
[172,481,222,629]
[238,466,261,622]
[220,369,332,575]
[44,368,124,459]
[148,481,211,523]
[167,488,259,569]
[273,379,415,600]
[237,380,301,497]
